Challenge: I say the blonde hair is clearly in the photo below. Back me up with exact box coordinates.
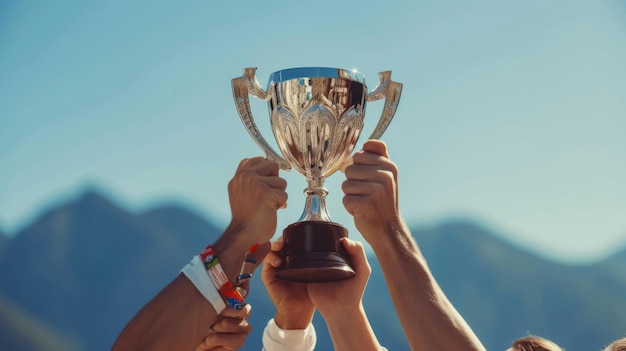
[604,337,626,351]
[509,336,564,351]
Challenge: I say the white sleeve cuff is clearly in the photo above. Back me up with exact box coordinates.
[181,255,226,314]
[262,318,316,351]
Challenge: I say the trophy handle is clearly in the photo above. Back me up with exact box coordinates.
[340,71,403,171]
[366,71,403,139]
[232,67,291,171]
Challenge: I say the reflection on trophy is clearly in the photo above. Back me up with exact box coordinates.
[232,67,402,282]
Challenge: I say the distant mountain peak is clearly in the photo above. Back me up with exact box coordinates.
[1,191,625,351]
[413,218,498,243]
[74,187,116,207]
[141,203,223,242]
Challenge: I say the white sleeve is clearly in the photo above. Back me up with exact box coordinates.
[261,318,316,351]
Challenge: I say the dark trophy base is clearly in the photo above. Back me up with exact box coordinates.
[274,221,356,282]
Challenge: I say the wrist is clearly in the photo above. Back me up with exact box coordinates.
[199,245,247,310]
[275,306,315,330]
[368,219,418,258]
[212,224,258,282]
[319,303,363,324]
[180,256,227,314]
[324,305,383,351]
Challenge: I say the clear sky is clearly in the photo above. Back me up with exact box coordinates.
[1,0,625,263]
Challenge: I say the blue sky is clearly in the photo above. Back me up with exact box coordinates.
[1,0,625,263]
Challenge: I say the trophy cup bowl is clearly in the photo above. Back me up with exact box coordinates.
[232,67,402,282]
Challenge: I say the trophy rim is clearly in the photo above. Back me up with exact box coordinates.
[267,67,365,87]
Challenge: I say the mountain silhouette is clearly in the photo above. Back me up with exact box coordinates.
[0,190,221,348]
[0,230,6,254]
[595,246,626,280]
[0,291,78,351]
[409,221,626,350]
[0,189,624,351]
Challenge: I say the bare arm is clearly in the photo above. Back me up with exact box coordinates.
[112,157,287,351]
[309,239,384,351]
[111,228,256,351]
[372,222,484,350]
[324,305,381,351]
[342,140,485,351]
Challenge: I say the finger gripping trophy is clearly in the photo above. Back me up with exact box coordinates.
[232,67,402,282]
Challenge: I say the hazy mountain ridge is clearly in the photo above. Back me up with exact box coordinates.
[0,191,212,348]
[0,230,6,255]
[0,190,624,351]
[0,292,80,351]
[409,221,626,350]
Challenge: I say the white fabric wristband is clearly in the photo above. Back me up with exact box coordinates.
[262,318,316,351]
[181,255,227,314]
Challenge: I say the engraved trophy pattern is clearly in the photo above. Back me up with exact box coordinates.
[232,67,402,282]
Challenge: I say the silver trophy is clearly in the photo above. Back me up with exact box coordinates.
[232,67,402,282]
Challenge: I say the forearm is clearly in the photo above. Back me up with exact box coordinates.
[112,226,257,351]
[370,223,485,351]
[112,274,215,351]
[323,305,383,351]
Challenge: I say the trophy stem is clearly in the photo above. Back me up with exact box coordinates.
[274,177,356,282]
[298,179,332,222]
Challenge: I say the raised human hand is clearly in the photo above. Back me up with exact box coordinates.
[261,238,316,329]
[227,157,288,245]
[306,238,371,319]
[342,140,403,244]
